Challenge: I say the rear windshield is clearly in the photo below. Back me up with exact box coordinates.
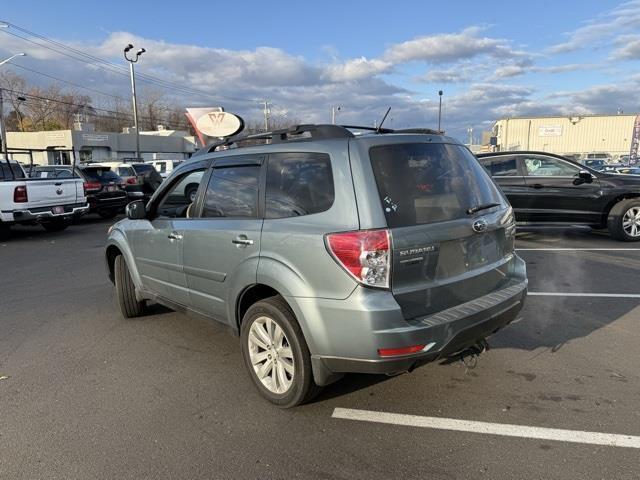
[132,164,154,174]
[82,168,120,182]
[370,143,505,228]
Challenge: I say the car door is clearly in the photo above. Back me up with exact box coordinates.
[128,166,207,306]
[179,155,264,324]
[478,155,529,219]
[519,154,603,224]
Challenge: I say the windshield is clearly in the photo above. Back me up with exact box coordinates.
[370,143,505,228]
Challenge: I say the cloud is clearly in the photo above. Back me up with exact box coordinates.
[613,34,640,59]
[548,0,640,53]
[546,79,640,113]
[419,67,474,84]
[322,57,392,82]
[383,27,523,64]
[492,62,598,79]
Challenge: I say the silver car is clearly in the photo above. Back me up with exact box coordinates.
[105,125,527,407]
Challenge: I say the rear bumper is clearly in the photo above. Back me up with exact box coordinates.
[4,202,89,223]
[314,286,525,377]
[289,255,527,385]
[88,195,128,212]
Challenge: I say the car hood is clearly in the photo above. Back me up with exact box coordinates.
[597,172,640,187]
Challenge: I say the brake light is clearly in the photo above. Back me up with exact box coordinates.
[325,229,391,288]
[378,345,426,357]
[126,177,137,185]
[13,185,28,203]
[84,181,102,193]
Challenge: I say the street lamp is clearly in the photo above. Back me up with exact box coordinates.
[331,105,342,124]
[0,52,27,159]
[124,44,145,161]
[437,90,443,132]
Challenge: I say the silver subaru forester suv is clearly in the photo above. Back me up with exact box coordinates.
[106,125,527,407]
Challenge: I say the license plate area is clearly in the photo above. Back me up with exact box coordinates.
[107,185,116,192]
[52,206,64,214]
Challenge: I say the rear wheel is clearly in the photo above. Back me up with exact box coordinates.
[240,296,321,408]
[0,222,10,241]
[98,209,118,219]
[114,254,146,318]
[608,199,640,241]
[184,183,199,203]
[41,219,69,232]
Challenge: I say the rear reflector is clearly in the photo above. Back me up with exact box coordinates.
[377,345,426,357]
[325,229,391,288]
[13,185,28,203]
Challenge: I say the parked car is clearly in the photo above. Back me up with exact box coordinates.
[581,159,607,171]
[616,167,640,175]
[618,155,630,165]
[585,152,611,161]
[148,159,183,179]
[0,159,88,240]
[106,124,527,407]
[30,165,129,219]
[477,151,640,241]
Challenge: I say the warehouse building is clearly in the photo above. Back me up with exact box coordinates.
[5,123,197,166]
[492,113,639,161]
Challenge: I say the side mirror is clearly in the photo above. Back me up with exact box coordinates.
[574,170,593,185]
[126,200,147,220]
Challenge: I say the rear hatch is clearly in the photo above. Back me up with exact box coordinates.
[82,167,127,199]
[368,142,516,320]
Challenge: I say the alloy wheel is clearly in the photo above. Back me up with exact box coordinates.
[622,207,640,237]
[247,316,295,394]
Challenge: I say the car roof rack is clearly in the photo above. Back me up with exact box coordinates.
[195,123,443,155]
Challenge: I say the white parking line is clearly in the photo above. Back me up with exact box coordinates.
[332,408,640,449]
[528,292,640,298]
[517,248,640,251]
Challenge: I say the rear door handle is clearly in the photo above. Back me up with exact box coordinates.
[232,236,254,246]
[168,232,183,241]
[530,184,544,189]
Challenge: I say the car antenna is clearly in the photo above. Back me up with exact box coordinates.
[376,107,391,133]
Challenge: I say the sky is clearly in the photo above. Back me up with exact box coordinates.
[1,0,639,141]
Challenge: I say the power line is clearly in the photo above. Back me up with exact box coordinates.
[7,63,128,101]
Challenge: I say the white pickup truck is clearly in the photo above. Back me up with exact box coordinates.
[0,159,89,240]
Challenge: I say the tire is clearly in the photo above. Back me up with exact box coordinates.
[114,254,146,318]
[41,219,69,232]
[98,209,118,219]
[184,184,199,203]
[240,296,321,408]
[0,222,10,241]
[607,199,640,241]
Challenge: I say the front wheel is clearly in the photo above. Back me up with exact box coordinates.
[608,199,640,241]
[240,296,321,408]
[114,254,147,318]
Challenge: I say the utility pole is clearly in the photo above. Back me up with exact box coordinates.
[438,90,443,132]
[467,127,474,146]
[124,44,145,161]
[0,52,26,159]
[263,100,271,131]
[0,88,7,160]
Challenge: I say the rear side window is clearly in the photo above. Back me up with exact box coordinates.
[117,167,134,177]
[132,164,154,174]
[266,153,334,219]
[370,143,504,228]
[202,166,260,218]
[0,161,25,180]
[481,156,518,176]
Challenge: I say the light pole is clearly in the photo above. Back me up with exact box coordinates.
[124,44,145,161]
[331,105,342,124]
[0,52,26,159]
[437,90,443,132]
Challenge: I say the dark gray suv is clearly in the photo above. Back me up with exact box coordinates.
[105,125,527,407]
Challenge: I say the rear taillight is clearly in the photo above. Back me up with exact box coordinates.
[325,229,391,289]
[126,177,137,185]
[84,181,102,193]
[13,185,28,203]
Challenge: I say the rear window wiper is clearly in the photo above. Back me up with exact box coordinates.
[466,202,501,215]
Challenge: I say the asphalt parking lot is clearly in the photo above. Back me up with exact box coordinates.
[1,219,639,480]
